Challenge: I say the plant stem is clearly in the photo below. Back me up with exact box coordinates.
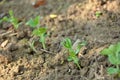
[116,65,120,77]
[29,41,38,53]
[116,65,119,70]
[42,42,46,49]
[76,63,81,69]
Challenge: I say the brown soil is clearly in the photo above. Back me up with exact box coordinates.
[0,0,120,80]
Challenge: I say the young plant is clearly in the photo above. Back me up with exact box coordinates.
[61,38,86,69]
[95,11,102,18]
[100,42,120,77]
[0,10,20,29]
[32,27,47,49]
[26,16,47,49]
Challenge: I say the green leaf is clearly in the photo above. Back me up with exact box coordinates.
[11,18,19,29]
[67,56,73,62]
[0,10,19,29]
[107,67,119,74]
[116,42,120,48]
[32,27,46,36]
[109,45,117,54]
[2,16,9,22]
[9,10,20,29]
[73,57,79,64]
[32,29,40,36]
[95,11,101,17]
[26,19,37,27]
[100,48,112,55]
[117,52,120,64]
[9,10,14,18]
[109,43,120,64]
[62,38,72,49]
[108,54,118,65]
[69,49,76,57]
[38,27,47,35]
[116,42,120,54]
[26,16,40,27]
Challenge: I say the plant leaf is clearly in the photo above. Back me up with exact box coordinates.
[107,67,119,74]
[108,54,118,65]
[69,49,76,57]
[38,27,47,35]
[26,16,40,27]
[9,10,14,18]
[100,48,112,55]
[2,16,9,22]
[11,17,19,29]
[73,57,79,64]
[32,27,46,36]
[117,51,120,64]
[62,38,72,49]
[67,56,73,62]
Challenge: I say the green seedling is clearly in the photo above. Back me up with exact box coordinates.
[32,27,47,49]
[100,42,120,77]
[61,38,86,69]
[0,10,20,29]
[95,11,102,18]
[26,16,47,49]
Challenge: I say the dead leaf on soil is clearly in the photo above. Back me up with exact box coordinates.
[32,0,46,8]
[78,46,87,58]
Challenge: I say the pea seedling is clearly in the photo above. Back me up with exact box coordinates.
[0,10,20,29]
[100,42,120,77]
[61,38,86,69]
[32,27,47,49]
[26,16,47,49]
[95,11,102,18]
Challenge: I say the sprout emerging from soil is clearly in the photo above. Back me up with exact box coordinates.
[0,10,20,29]
[32,27,47,49]
[61,38,87,69]
[26,16,47,49]
[95,11,102,18]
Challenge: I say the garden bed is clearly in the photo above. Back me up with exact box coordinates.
[0,0,120,80]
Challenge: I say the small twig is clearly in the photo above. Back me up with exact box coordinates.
[40,48,53,54]
[0,30,13,37]
[9,33,18,37]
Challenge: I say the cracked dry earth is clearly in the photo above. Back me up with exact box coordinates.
[0,0,120,80]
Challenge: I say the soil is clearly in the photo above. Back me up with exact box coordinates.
[0,0,120,80]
